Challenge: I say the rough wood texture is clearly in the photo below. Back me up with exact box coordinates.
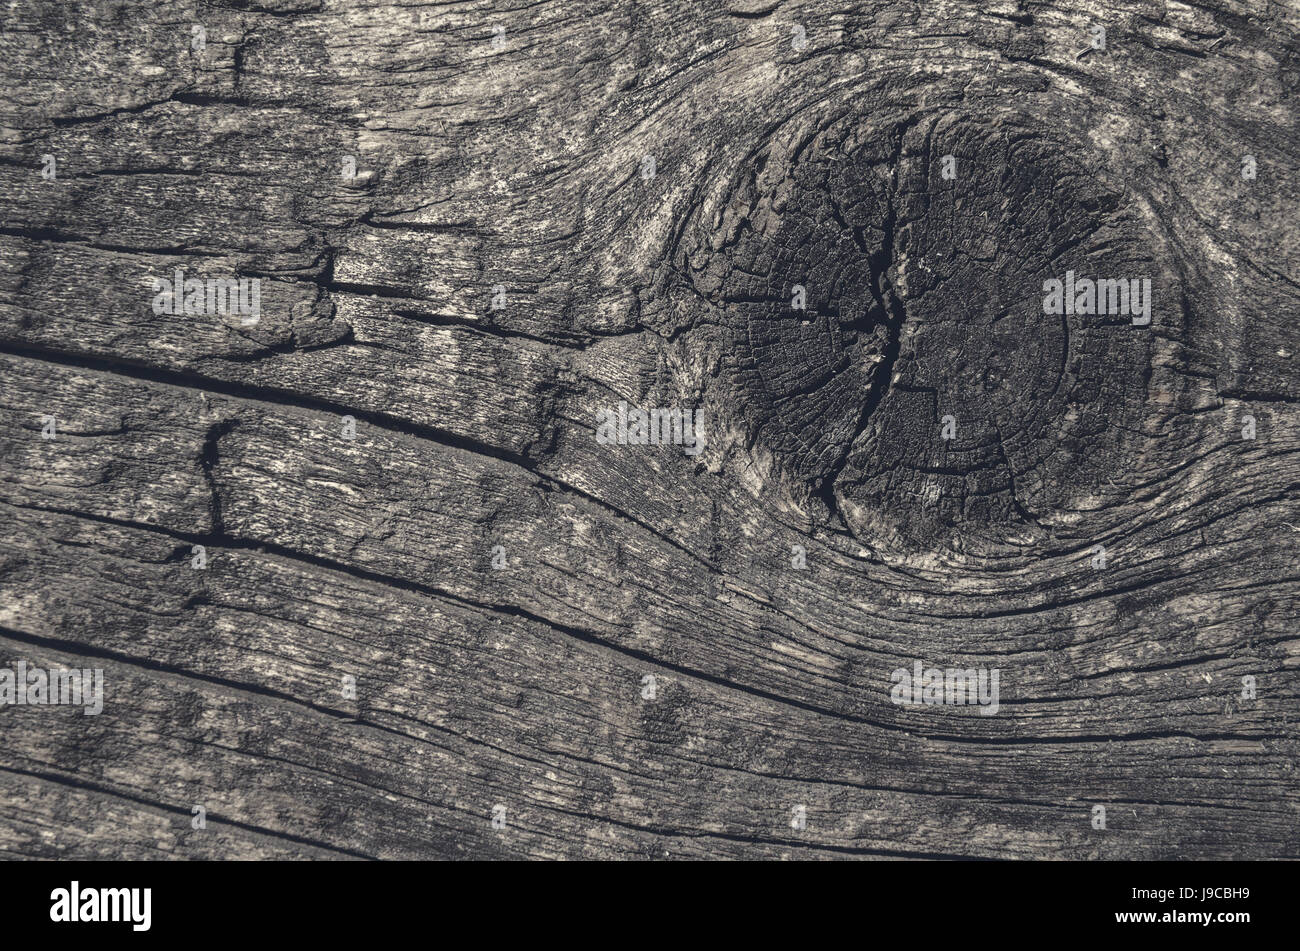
[1,0,1298,859]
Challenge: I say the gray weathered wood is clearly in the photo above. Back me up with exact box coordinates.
[1,0,1298,858]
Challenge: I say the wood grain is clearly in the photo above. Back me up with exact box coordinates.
[1,0,1298,859]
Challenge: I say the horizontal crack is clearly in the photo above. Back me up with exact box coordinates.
[0,341,720,574]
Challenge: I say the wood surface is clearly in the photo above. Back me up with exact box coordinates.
[1,0,1298,859]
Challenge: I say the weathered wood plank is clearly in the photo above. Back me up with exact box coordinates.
[3,506,1296,858]
[2,0,1299,858]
